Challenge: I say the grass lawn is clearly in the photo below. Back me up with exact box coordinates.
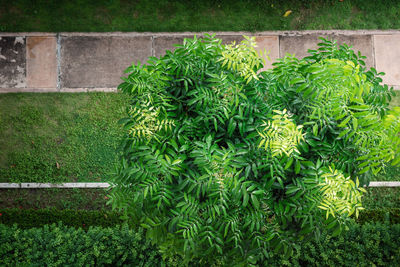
[0,91,399,183]
[0,188,110,210]
[0,92,128,183]
[1,0,400,32]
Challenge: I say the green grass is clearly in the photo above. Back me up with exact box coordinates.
[0,91,399,183]
[0,92,128,183]
[0,188,110,210]
[1,0,400,32]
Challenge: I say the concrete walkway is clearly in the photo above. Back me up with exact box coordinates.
[1,30,400,93]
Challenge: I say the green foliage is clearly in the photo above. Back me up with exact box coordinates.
[278,38,400,183]
[0,223,163,267]
[263,222,400,266]
[1,222,399,266]
[110,35,400,265]
[219,36,267,83]
[318,167,364,219]
[0,207,399,230]
[357,209,400,225]
[362,187,400,209]
[258,109,304,157]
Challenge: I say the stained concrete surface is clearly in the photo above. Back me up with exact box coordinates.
[1,31,400,92]
[255,36,279,70]
[26,37,57,88]
[60,36,152,88]
[374,35,400,86]
[0,36,26,88]
[153,36,191,58]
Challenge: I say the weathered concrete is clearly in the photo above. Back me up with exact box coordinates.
[1,31,400,92]
[280,34,374,69]
[216,35,244,45]
[0,87,118,93]
[374,35,400,86]
[153,36,190,58]
[19,182,110,188]
[60,36,152,88]
[0,36,26,88]
[26,37,57,88]
[59,87,118,93]
[367,181,400,187]
[0,183,20,188]
[255,36,279,70]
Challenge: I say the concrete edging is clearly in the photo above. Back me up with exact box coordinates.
[0,183,110,188]
[0,181,399,189]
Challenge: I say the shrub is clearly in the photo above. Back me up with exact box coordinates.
[110,35,400,265]
[1,222,399,266]
[357,208,400,224]
[0,223,163,266]
[264,222,400,266]
[0,207,398,229]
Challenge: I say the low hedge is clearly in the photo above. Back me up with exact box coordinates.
[265,222,400,266]
[0,222,399,266]
[0,223,165,266]
[1,208,399,229]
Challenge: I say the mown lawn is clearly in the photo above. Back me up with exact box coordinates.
[0,91,399,183]
[0,92,128,183]
[1,0,400,32]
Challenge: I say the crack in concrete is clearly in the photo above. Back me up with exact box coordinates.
[56,33,61,90]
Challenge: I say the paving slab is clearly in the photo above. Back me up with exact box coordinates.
[0,36,26,88]
[153,35,192,58]
[255,36,279,71]
[374,35,400,86]
[26,37,57,88]
[60,36,152,88]
[215,35,245,45]
[280,34,374,69]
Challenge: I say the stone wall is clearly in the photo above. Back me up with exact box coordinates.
[1,31,399,92]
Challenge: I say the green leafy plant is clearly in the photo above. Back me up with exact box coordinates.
[2,222,400,266]
[109,35,400,265]
[0,223,164,267]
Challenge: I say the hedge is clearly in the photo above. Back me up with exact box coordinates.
[0,224,165,266]
[0,222,399,266]
[264,222,400,266]
[1,208,399,229]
